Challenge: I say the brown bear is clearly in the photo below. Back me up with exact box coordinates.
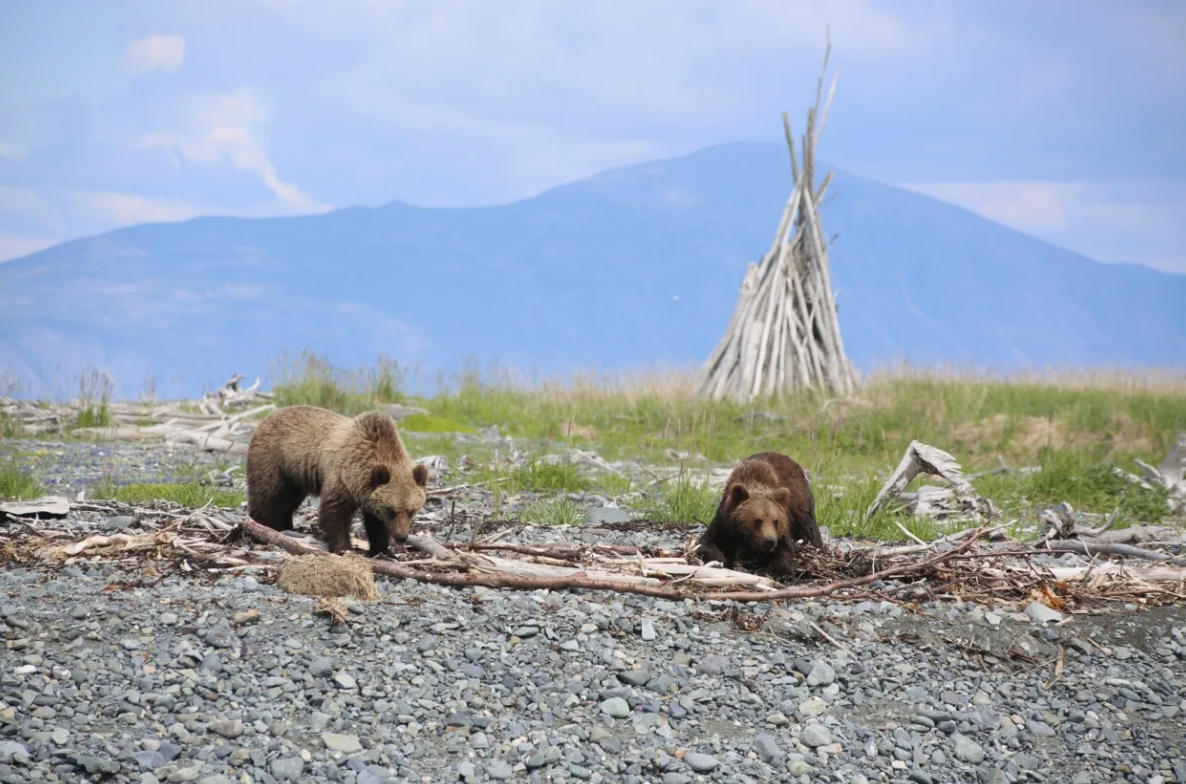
[245,404,429,557]
[695,451,822,579]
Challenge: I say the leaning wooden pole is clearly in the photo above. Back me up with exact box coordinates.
[698,34,858,402]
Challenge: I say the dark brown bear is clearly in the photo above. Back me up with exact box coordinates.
[695,451,822,578]
[245,405,429,556]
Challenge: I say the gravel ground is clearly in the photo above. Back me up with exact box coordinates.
[2,440,234,496]
[2,441,1186,784]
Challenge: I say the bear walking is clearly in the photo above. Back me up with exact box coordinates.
[245,405,429,556]
[695,451,821,578]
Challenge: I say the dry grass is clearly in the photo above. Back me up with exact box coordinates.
[276,553,381,601]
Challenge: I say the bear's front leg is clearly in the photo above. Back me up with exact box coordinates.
[766,541,797,579]
[318,485,357,554]
[696,540,730,568]
[363,512,391,558]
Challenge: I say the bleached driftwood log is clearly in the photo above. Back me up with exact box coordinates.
[866,440,1000,523]
[0,496,70,519]
[366,534,780,591]
[1126,432,1186,512]
[698,33,858,401]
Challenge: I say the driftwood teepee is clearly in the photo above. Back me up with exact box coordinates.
[699,40,858,402]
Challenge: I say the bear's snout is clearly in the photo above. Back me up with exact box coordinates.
[760,537,777,553]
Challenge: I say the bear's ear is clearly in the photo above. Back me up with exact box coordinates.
[411,463,429,488]
[356,411,397,443]
[727,483,749,506]
[771,487,792,508]
[370,465,391,487]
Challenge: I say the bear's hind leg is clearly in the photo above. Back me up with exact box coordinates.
[247,461,305,532]
[363,512,390,558]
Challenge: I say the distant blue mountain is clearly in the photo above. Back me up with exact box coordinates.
[2,142,1184,399]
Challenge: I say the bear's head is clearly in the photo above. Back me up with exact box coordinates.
[725,483,792,554]
[363,462,429,543]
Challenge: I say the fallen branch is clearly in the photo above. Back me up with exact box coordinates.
[1043,539,1186,566]
[240,518,988,603]
[440,541,677,559]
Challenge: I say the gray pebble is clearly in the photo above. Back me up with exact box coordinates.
[683,752,718,772]
[800,725,831,747]
[600,697,630,718]
[952,734,985,764]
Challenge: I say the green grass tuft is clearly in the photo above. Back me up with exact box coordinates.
[637,470,720,524]
[271,350,406,416]
[519,497,588,527]
[398,413,475,433]
[973,448,1171,526]
[90,480,245,508]
[0,460,43,501]
[75,370,113,428]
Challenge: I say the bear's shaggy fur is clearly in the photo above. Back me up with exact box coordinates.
[695,451,822,578]
[245,405,429,557]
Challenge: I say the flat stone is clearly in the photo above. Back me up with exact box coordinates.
[641,619,657,641]
[232,609,260,626]
[333,672,358,690]
[271,757,304,782]
[322,732,362,753]
[753,733,783,762]
[487,760,514,780]
[788,760,813,776]
[806,661,836,687]
[683,752,718,772]
[952,734,985,764]
[618,668,651,687]
[1027,721,1056,737]
[600,697,630,718]
[800,725,832,747]
[799,697,827,717]
[526,747,562,769]
[1024,601,1064,624]
[696,654,729,675]
[70,755,120,775]
[209,719,243,739]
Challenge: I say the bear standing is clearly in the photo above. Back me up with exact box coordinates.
[245,405,429,557]
[695,451,822,579]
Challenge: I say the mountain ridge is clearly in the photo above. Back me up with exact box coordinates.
[1,142,1183,399]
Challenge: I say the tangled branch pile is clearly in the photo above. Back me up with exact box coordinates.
[5,495,1183,613]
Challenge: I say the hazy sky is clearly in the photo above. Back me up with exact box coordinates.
[1,0,1184,271]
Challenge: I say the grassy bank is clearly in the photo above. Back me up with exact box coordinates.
[265,355,1185,539]
[4,353,1183,542]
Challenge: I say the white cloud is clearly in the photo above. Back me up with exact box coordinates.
[900,178,1186,273]
[0,232,57,263]
[123,34,187,76]
[76,190,202,226]
[0,185,201,235]
[0,185,211,262]
[902,180,1083,234]
[137,88,329,210]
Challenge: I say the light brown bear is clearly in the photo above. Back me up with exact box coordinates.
[695,451,822,578]
[245,405,429,557]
